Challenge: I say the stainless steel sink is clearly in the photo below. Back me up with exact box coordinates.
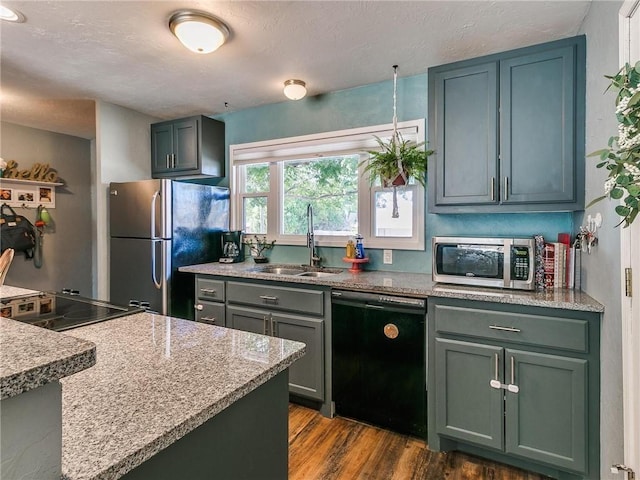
[296,271,336,277]
[256,266,306,275]
[250,265,341,277]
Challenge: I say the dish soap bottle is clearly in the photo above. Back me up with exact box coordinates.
[355,234,365,259]
[346,239,356,258]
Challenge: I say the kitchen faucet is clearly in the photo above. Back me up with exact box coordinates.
[306,204,321,267]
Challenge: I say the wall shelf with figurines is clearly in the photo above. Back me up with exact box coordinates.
[0,160,63,209]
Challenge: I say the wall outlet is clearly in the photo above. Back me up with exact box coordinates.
[383,250,393,264]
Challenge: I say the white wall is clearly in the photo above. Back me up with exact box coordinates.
[93,101,160,300]
[578,1,625,477]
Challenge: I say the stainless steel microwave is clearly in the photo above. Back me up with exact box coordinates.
[432,236,535,290]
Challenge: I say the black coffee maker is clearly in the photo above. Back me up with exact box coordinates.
[220,231,244,263]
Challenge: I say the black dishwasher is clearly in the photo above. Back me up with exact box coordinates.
[331,290,426,438]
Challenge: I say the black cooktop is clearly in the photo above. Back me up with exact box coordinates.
[1,291,143,331]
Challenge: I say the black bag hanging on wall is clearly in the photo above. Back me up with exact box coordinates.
[0,203,36,259]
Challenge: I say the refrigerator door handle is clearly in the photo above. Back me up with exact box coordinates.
[151,240,163,289]
[150,190,160,239]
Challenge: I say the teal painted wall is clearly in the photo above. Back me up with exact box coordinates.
[216,75,574,273]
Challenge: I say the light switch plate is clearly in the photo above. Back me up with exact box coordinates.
[383,250,392,264]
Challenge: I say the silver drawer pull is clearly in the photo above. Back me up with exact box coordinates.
[259,295,278,302]
[200,288,217,295]
[201,316,216,323]
[489,325,521,333]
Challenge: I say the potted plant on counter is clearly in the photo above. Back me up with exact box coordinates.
[244,235,276,263]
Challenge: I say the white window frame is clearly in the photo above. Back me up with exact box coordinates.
[229,120,425,251]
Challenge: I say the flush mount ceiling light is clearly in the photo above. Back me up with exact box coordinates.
[169,10,229,54]
[283,79,307,100]
[0,5,25,22]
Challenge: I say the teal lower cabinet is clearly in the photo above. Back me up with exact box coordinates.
[227,305,324,401]
[428,298,600,480]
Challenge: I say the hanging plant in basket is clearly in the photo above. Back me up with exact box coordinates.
[364,133,433,188]
[587,61,640,227]
[359,65,434,217]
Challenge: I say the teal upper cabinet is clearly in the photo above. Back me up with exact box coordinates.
[151,115,225,180]
[428,36,585,213]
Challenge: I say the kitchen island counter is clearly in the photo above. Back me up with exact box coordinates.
[179,262,604,313]
[60,312,305,480]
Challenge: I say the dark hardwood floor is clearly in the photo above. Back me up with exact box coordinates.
[288,404,549,480]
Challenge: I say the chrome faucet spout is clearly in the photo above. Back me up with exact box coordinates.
[306,204,320,267]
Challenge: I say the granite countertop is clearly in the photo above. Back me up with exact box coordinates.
[0,317,96,400]
[60,312,305,480]
[0,285,39,299]
[179,262,604,313]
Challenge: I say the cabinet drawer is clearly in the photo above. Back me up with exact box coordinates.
[196,277,225,302]
[227,281,324,316]
[195,301,225,327]
[433,303,588,352]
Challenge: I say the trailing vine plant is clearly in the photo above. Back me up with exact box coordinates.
[588,61,640,227]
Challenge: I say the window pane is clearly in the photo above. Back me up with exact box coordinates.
[243,196,267,234]
[282,156,358,236]
[243,163,269,193]
[374,189,413,237]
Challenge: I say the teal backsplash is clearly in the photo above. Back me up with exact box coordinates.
[216,74,575,274]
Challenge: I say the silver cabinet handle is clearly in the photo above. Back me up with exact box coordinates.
[271,314,276,337]
[166,154,170,169]
[489,325,521,333]
[201,316,217,324]
[490,352,501,389]
[508,356,519,393]
[263,315,269,335]
[200,288,217,297]
[504,176,509,201]
[171,153,176,169]
[490,177,495,201]
[259,295,278,303]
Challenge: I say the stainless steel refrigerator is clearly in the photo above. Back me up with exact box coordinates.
[109,179,229,319]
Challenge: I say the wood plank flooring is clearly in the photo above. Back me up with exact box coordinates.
[289,404,549,480]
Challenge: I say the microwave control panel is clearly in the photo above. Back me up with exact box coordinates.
[512,246,530,280]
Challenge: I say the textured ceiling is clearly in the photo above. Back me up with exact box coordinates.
[0,1,591,140]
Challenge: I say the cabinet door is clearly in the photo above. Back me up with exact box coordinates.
[195,301,225,327]
[226,305,270,335]
[151,124,174,174]
[435,338,504,449]
[430,62,498,206]
[273,313,324,401]
[500,46,576,205]
[173,118,199,172]
[505,349,587,473]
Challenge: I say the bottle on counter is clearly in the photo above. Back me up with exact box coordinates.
[346,239,356,258]
[355,234,365,259]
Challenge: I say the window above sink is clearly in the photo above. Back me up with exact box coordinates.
[230,121,426,251]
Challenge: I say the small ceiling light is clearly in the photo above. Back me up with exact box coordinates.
[1,5,25,22]
[169,10,229,54]
[283,79,307,100]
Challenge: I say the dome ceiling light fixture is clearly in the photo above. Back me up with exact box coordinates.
[1,5,26,22]
[169,10,230,54]
[283,79,307,100]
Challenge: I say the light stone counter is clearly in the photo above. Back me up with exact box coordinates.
[60,312,305,480]
[0,317,96,399]
[179,262,604,313]
[0,284,39,299]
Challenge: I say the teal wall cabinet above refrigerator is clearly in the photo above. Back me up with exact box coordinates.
[151,115,225,182]
[428,35,586,213]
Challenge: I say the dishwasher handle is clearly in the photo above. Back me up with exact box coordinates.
[331,290,425,310]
